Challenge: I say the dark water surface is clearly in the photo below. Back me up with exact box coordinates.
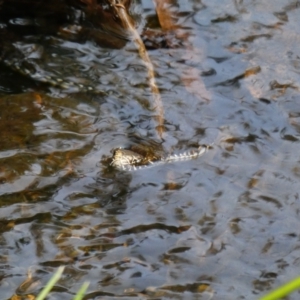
[1,0,300,299]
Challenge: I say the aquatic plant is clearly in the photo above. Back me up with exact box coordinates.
[260,276,300,300]
[36,267,89,300]
[37,267,300,300]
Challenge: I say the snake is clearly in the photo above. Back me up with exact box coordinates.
[111,145,208,171]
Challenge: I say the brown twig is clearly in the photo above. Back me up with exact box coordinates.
[110,0,165,140]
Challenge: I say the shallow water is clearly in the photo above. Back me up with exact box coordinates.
[1,0,300,299]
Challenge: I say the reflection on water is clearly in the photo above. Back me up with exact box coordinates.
[1,0,300,299]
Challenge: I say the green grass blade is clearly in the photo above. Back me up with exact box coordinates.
[260,276,300,300]
[73,282,89,300]
[36,266,65,300]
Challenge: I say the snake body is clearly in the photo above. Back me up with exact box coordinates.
[111,145,208,171]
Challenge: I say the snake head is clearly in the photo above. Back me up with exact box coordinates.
[111,148,144,168]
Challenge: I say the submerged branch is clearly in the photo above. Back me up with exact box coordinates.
[110,0,165,140]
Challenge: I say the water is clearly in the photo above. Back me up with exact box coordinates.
[1,0,300,299]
